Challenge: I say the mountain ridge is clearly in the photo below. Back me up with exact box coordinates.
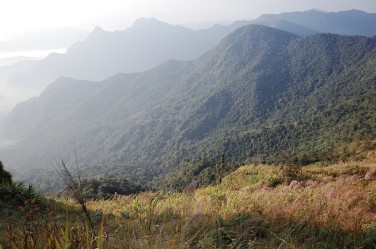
[1,24,375,189]
[255,9,376,36]
[1,9,376,120]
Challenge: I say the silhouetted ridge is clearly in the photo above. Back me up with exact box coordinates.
[132,17,174,29]
[255,9,376,36]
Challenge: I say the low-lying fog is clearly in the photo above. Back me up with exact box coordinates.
[0,139,17,150]
[0,84,39,120]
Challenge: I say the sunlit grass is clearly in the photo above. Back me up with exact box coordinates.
[2,159,376,248]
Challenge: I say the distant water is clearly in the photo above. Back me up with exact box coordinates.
[0,139,17,150]
[0,48,67,61]
[0,49,67,67]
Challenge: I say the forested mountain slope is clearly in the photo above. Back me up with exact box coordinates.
[1,25,375,188]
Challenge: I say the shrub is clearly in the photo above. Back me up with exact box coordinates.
[0,161,12,184]
[361,228,376,249]
[265,176,282,188]
[279,164,304,184]
[0,182,42,210]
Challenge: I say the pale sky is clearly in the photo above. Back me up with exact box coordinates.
[0,0,375,41]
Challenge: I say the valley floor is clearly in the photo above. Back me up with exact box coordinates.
[2,158,376,248]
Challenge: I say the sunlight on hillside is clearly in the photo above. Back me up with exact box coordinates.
[2,158,376,248]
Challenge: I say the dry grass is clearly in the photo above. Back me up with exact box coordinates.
[2,159,376,248]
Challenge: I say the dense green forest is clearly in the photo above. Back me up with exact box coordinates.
[58,177,144,200]
[1,25,376,191]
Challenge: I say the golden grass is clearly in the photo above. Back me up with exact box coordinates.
[2,159,376,248]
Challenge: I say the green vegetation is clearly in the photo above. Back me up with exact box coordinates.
[58,177,144,200]
[0,161,12,184]
[0,161,44,219]
[3,26,376,192]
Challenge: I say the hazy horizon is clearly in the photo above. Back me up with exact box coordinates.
[1,0,375,41]
[0,0,375,60]
[0,4,375,61]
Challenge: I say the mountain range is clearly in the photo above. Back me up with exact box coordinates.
[1,23,375,189]
[8,9,376,88]
[254,9,376,36]
[0,9,375,119]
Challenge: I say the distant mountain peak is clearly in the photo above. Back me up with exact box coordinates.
[132,17,171,29]
[346,9,368,14]
[308,8,328,13]
[237,24,299,37]
[86,25,108,40]
[253,9,376,36]
[93,26,105,33]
